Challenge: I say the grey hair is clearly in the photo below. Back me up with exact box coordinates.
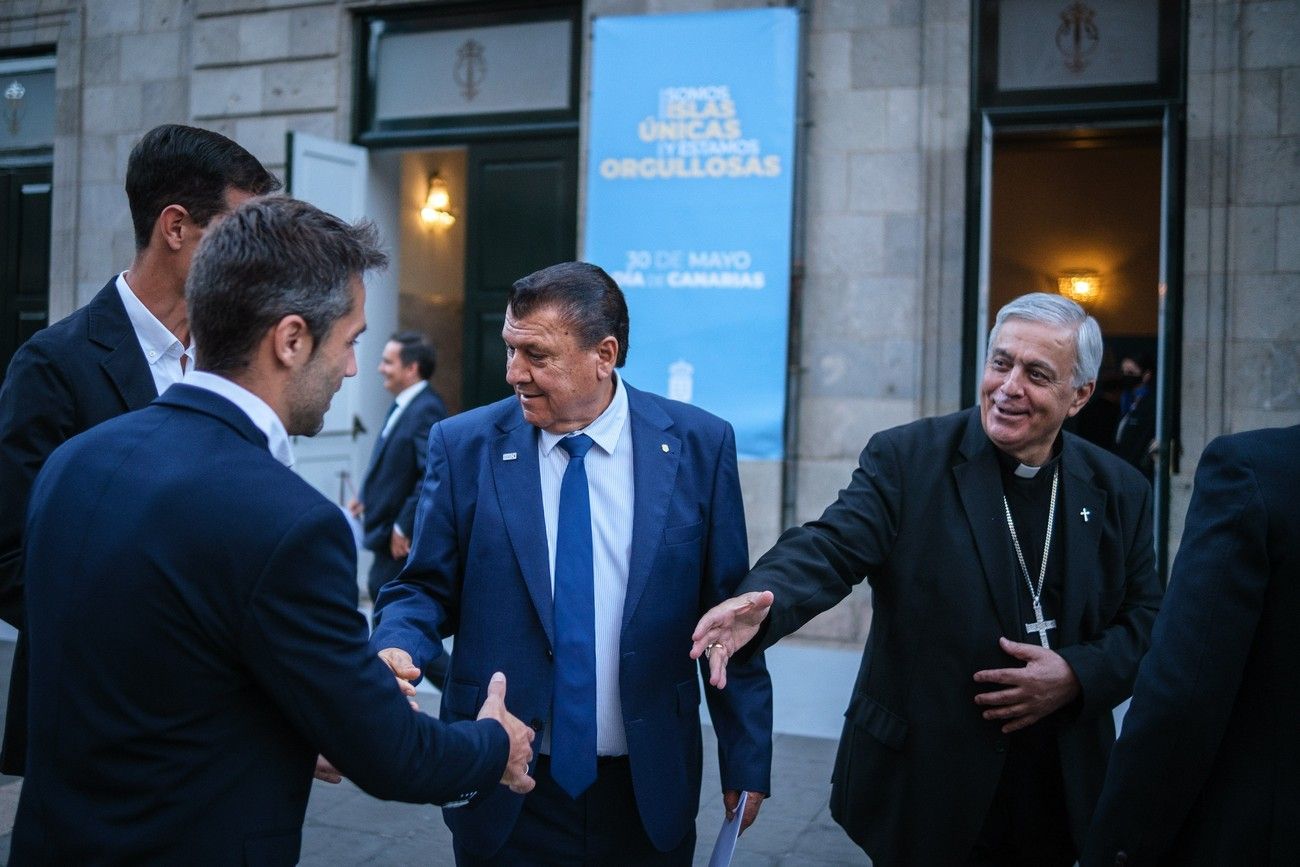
[188,197,388,374]
[988,293,1102,387]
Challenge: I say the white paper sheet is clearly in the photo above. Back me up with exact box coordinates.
[707,791,748,867]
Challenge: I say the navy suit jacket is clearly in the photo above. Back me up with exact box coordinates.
[0,277,156,775]
[372,382,773,857]
[1083,425,1300,866]
[12,385,508,865]
[360,384,447,553]
[738,408,1161,865]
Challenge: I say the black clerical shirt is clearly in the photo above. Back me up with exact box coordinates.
[996,447,1066,649]
[971,444,1075,866]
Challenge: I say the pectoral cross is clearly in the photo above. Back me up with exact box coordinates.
[1025,600,1056,648]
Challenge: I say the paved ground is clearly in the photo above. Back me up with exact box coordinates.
[0,639,869,865]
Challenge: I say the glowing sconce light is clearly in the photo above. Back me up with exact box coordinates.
[1057,270,1100,305]
[420,174,456,228]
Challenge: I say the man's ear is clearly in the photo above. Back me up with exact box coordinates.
[271,315,313,369]
[595,335,619,379]
[156,204,191,252]
[1067,380,1096,418]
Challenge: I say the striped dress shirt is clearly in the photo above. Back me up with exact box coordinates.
[538,373,633,756]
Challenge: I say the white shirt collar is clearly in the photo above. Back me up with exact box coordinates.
[393,378,428,409]
[115,272,194,369]
[183,370,295,468]
[1013,463,1043,479]
[538,373,629,458]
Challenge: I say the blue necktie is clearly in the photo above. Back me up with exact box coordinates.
[551,433,596,798]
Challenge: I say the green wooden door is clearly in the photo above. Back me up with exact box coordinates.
[0,164,51,380]
[462,136,577,409]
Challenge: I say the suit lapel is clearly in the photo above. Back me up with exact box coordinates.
[953,411,1021,639]
[1056,438,1107,645]
[87,279,157,411]
[364,390,430,485]
[490,414,555,649]
[622,387,679,630]
[363,406,398,485]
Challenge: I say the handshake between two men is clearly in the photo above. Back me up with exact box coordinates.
[379,648,537,796]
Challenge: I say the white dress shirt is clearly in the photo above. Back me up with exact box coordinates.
[538,373,634,756]
[116,272,195,395]
[381,379,428,439]
[184,370,295,468]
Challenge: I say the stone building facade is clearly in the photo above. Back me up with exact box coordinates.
[2,0,1296,650]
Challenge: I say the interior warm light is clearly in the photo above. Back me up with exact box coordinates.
[1057,270,1100,304]
[420,174,455,227]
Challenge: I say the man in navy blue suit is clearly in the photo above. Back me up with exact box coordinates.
[372,262,773,865]
[0,123,280,776]
[349,330,448,610]
[1083,424,1300,866]
[12,197,535,864]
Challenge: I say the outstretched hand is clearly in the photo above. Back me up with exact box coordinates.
[973,636,1081,733]
[476,672,536,794]
[377,646,422,710]
[690,590,775,689]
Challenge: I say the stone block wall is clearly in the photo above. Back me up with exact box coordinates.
[1180,0,1300,547]
[780,0,969,644]
[5,0,1298,650]
[190,0,344,182]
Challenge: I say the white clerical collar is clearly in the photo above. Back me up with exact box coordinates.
[184,370,295,468]
[539,372,628,458]
[1013,462,1043,479]
[393,378,428,410]
[116,272,194,370]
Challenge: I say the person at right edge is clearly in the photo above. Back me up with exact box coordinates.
[691,292,1161,866]
[1082,424,1300,866]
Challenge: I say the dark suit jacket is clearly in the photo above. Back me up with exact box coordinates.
[11,385,508,865]
[738,408,1162,866]
[0,277,156,775]
[1083,425,1300,867]
[360,385,447,585]
[1115,388,1156,478]
[371,382,773,858]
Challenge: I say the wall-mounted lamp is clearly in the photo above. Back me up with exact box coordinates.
[1057,269,1100,305]
[420,174,456,228]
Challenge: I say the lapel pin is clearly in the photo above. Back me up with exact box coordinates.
[502,452,518,461]
[661,443,670,453]
[1080,508,1091,523]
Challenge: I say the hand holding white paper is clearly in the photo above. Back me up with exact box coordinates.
[707,790,748,867]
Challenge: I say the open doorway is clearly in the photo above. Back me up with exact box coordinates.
[375,146,469,416]
[988,125,1162,469]
[372,136,579,417]
[970,118,1180,577]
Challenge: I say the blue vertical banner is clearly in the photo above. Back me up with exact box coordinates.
[584,9,799,460]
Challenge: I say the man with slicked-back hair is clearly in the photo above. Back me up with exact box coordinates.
[0,123,279,776]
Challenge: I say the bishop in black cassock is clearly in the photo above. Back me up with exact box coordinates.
[692,293,1162,866]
